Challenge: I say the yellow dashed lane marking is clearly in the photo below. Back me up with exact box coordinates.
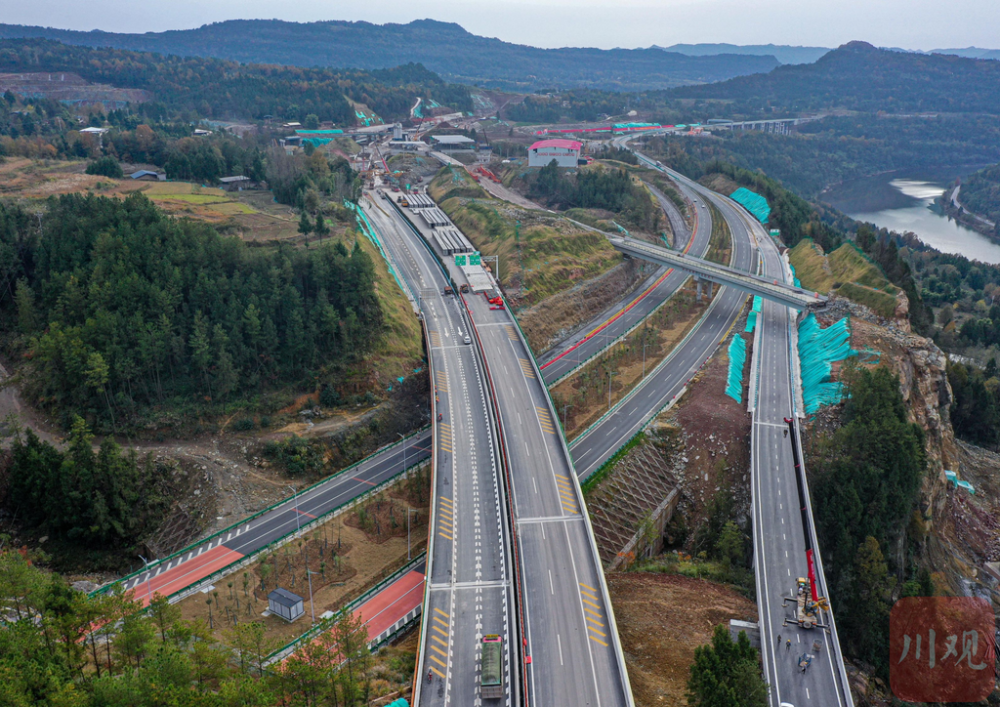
[431,644,448,657]
[430,666,446,679]
[438,532,453,541]
[432,625,448,637]
[434,608,449,618]
[430,655,448,668]
[432,635,448,647]
[581,597,601,610]
[589,635,609,647]
[518,358,535,379]
[579,582,596,592]
[505,325,518,341]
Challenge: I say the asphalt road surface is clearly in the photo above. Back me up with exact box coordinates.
[538,175,710,386]
[117,429,431,607]
[364,196,516,707]
[465,290,632,707]
[741,206,852,707]
[569,160,759,481]
[375,194,632,707]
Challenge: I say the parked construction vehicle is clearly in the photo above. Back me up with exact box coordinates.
[780,417,831,631]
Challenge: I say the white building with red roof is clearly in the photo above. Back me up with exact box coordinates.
[528,138,582,168]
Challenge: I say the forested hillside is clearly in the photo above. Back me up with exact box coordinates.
[647,116,1000,197]
[672,41,1000,114]
[958,164,1000,226]
[0,19,778,91]
[0,193,384,429]
[0,39,471,123]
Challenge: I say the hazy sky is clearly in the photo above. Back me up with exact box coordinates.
[6,0,1000,51]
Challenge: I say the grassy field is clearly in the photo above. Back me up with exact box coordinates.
[353,233,426,385]
[789,239,901,318]
[704,200,732,265]
[0,157,305,239]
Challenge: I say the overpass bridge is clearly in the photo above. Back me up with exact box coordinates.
[609,236,826,310]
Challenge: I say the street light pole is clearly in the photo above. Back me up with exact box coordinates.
[139,555,154,606]
[306,567,316,625]
[608,371,618,410]
[398,432,407,476]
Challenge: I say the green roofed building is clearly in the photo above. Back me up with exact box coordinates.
[730,187,771,225]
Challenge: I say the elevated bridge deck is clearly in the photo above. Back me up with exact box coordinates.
[610,236,826,310]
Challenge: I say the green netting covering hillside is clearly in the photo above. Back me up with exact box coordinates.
[798,313,857,414]
[725,335,747,403]
[730,187,771,224]
[744,296,763,333]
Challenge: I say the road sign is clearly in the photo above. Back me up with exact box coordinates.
[455,254,467,266]
[470,251,481,266]
[769,229,780,237]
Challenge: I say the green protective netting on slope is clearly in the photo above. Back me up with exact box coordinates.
[745,296,762,333]
[725,335,747,403]
[345,201,410,300]
[730,187,771,225]
[798,313,857,414]
[789,264,801,288]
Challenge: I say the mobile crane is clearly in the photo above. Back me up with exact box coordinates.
[780,416,831,631]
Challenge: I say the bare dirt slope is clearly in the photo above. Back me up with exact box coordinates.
[608,572,757,706]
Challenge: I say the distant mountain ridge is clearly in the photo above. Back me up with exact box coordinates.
[657,43,830,65]
[671,41,1000,114]
[0,19,778,92]
[931,47,1000,60]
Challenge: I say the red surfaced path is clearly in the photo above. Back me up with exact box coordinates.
[355,569,426,642]
[127,545,245,608]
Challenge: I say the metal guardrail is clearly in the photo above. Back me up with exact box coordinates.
[93,428,431,601]
[499,281,637,707]
[611,236,825,310]
[166,459,430,609]
[388,195,524,707]
[264,551,428,666]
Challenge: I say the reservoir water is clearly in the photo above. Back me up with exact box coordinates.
[822,167,1000,265]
